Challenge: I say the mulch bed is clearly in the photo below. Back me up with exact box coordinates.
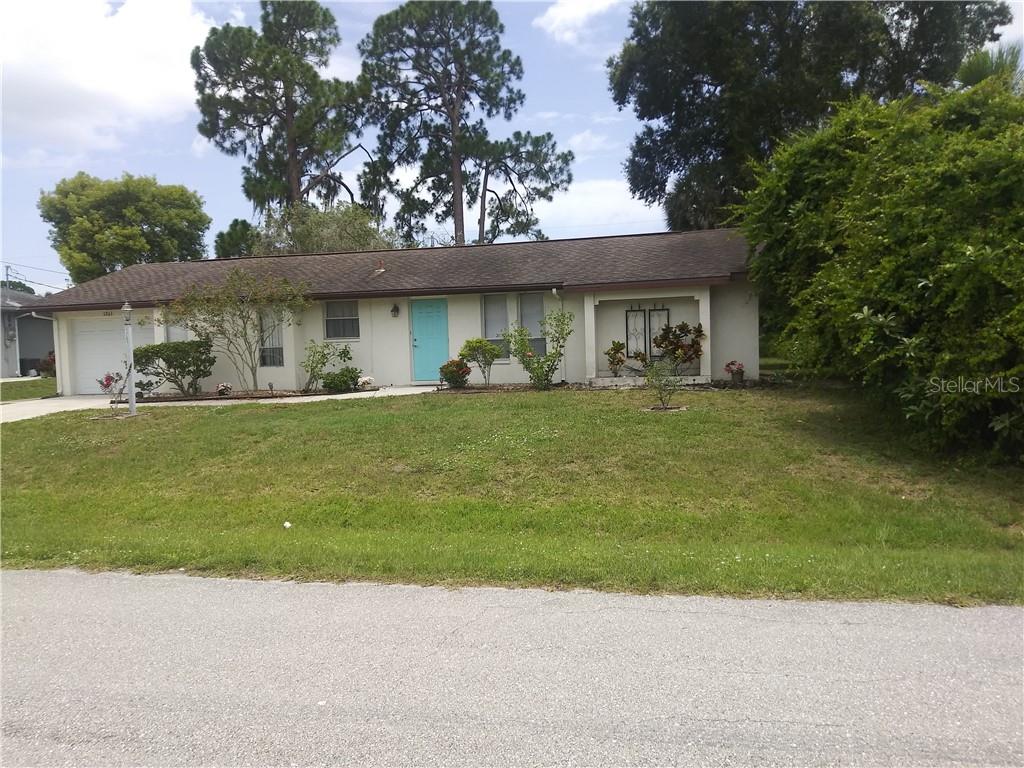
[436,382,588,394]
[112,387,379,404]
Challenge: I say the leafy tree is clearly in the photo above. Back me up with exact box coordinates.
[133,339,217,396]
[738,79,1024,458]
[473,132,573,243]
[1,280,35,295]
[166,268,309,391]
[192,1,364,211]
[609,1,1012,230]
[360,1,566,245]
[38,172,210,284]
[214,219,258,259]
[958,42,1023,92]
[256,203,402,255]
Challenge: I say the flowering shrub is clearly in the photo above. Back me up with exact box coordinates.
[216,382,233,396]
[502,309,575,389]
[322,366,362,393]
[37,352,56,378]
[96,372,123,395]
[439,358,471,388]
[96,369,129,413]
[724,360,745,375]
[300,340,353,392]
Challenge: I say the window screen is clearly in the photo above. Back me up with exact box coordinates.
[259,311,284,367]
[483,294,509,356]
[325,300,359,339]
[519,293,547,357]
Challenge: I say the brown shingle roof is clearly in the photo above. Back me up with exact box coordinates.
[1,289,51,311]
[31,229,749,311]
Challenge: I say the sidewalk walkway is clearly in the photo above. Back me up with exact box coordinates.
[0,385,434,423]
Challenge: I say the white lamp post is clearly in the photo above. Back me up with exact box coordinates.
[121,301,136,417]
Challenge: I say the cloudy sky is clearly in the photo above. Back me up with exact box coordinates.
[2,0,1021,293]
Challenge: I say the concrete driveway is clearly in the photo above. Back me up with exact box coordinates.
[0,386,433,423]
[2,570,1021,767]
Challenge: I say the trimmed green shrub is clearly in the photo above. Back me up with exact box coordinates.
[322,366,362,393]
[133,339,216,396]
[458,338,502,385]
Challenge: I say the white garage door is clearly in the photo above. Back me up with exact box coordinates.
[71,318,153,394]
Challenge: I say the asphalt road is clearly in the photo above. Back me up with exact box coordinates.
[2,570,1021,767]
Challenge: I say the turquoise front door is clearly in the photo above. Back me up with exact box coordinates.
[411,299,449,381]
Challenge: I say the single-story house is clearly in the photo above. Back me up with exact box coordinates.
[31,229,758,395]
[1,289,54,378]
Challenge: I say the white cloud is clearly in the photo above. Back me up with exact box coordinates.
[568,129,617,158]
[532,178,664,238]
[591,112,625,125]
[190,135,212,159]
[325,50,361,82]
[1,147,86,170]
[1,0,213,152]
[228,4,246,25]
[532,0,620,49]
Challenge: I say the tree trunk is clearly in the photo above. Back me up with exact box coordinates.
[284,88,302,205]
[449,109,465,245]
[451,150,465,245]
[477,161,490,244]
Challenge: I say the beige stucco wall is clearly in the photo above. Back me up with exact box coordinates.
[52,281,758,393]
[710,280,759,379]
[593,294,701,377]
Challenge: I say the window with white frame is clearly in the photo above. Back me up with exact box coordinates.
[325,300,359,339]
[482,294,509,357]
[519,293,547,357]
[259,311,284,367]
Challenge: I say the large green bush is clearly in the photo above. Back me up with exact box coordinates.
[133,339,216,396]
[739,79,1024,459]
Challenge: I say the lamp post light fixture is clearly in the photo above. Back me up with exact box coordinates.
[121,301,137,417]
[390,303,400,318]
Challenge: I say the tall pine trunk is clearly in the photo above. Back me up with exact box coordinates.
[449,109,465,245]
[477,161,490,244]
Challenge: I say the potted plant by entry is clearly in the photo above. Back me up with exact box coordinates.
[725,360,745,386]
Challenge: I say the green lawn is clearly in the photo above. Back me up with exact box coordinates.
[2,389,1021,603]
[0,377,57,402]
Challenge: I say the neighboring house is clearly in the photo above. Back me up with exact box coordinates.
[31,229,758,395]
[1,289,54,378]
